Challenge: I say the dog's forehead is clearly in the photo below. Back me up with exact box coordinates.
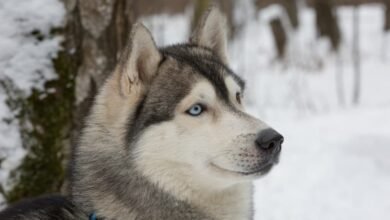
[160,44,245,99]
[127,45,245,145]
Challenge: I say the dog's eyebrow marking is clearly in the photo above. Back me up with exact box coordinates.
[160,44,245,102]
[231,74,245,91]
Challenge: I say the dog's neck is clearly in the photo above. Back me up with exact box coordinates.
[72,148,253,220]
[135,160,254,220]
[72,136,253,220]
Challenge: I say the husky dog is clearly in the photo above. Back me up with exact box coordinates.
[0,8,283,220]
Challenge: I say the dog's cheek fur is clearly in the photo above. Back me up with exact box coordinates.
[132,113,256,220]
[133,119,215,180]
[133,104,268,183]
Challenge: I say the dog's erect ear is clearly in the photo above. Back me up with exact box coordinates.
[190,7,229,64]
[119,23,161,95]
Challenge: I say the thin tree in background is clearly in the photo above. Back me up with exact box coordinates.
[383,0,390,61]
[270,18,287,59]
[257,0,298,60]
[313,0,346,106]
[385,0,390,31]
[334,1,345,106]
[352,6,361,105]
[314,0,340,50]
[335,50,345,106]
[281,0,299,30]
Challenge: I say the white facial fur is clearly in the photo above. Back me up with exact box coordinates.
[134,77,270,188]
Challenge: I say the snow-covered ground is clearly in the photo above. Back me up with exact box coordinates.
[0,1,389,219]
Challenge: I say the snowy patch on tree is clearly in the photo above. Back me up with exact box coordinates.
[0,0,65,206]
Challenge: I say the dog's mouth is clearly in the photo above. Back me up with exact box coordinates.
[210,162,274,177]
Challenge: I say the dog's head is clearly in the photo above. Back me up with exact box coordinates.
[99,8,283,189]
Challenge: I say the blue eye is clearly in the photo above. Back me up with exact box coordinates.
[186,104,204,116]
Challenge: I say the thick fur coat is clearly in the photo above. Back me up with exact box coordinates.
[0,8,283,220]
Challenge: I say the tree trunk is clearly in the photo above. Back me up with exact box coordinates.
[270,18,287,59]
[385,0,390,31]
[314,0,341,50]
[335,53,345,106]
[352,6,361,105]
[281,0,299,29]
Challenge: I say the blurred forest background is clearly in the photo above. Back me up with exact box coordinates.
[0,0,389,219]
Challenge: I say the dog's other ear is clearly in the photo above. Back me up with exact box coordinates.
[190,7,229,64]
[119,23,161,95]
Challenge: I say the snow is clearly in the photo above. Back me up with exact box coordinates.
[233,4,390,220]
[0,0,65,205]
[254,106,390,220]
[0,0,65,90]
[141,12,191,46]
[0,1,389,219]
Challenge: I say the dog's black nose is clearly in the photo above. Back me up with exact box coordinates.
[255,128,284,151]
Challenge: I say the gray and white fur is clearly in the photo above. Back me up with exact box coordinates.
[0,7,283,220]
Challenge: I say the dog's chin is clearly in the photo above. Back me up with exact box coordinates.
[209,162,275,180]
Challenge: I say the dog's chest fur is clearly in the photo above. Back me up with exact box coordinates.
[193,183,254,220]
[94,187,253,220]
